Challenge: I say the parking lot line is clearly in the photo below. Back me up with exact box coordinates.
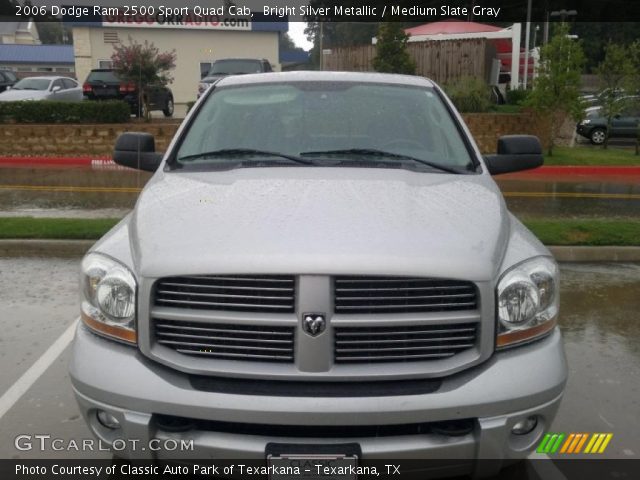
[0,318,78,420]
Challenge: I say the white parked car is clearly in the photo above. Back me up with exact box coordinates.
[0,76,83,102]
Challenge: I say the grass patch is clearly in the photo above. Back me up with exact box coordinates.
[0,217,120,239]
[523,219,640,246]
[545,146,640,166]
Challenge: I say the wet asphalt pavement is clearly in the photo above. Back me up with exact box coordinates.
[0,258,638,469]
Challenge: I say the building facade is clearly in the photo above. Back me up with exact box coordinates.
[72,18,284,107]
[0,44,75,78]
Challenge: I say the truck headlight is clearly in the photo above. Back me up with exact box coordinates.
[580,118,591,125]
[81,253,137,344]
[496,256,559,349]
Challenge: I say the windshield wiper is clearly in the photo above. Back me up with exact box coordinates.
[300,148,467,174]
[177,148,314,165]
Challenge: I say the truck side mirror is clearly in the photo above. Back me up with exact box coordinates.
[483,135,544,175]
[113,132,163,172]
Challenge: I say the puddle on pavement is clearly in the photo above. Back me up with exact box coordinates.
[559,263,640,357]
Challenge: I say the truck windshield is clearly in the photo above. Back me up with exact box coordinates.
[175,82,475,172]
[209,60,263,75]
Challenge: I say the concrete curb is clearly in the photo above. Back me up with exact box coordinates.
[1,240,640,262]
[547,246,640,262]
[0,239,94,257]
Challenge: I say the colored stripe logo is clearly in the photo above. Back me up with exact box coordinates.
[537,433,613,454]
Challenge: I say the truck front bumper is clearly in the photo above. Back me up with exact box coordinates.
[70,324,567,476]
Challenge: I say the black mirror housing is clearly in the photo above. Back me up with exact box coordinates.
[483,135,544,175]
[113,132,163,172]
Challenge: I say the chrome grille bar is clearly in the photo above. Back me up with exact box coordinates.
[154,275,295,313]
[334,276,478,314]
[334,322,478,363]
[154,319,295,363]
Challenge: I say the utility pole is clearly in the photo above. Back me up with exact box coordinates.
[319,22,324,71]
[523,0,533,89]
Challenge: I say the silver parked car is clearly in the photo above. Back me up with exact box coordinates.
[0,76,83,102]
[70,72,566,477]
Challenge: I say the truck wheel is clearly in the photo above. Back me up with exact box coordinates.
[590,128,607,145]
[163,97,174,117]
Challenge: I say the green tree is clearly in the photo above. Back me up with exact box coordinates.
[280,32,303,52]
[372,22,416,75]
[0,0,17,16]
[628,41,640,155]
[594,42,635,149]
[110,38,176,121]
[36,21,74,44]
[527,23,585,156]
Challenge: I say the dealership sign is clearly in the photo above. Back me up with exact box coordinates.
[101,7,251,31]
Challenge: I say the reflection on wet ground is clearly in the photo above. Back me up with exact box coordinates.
[497,177,640,219]
[554,263,640,458]
[0,167,148,212]
[0,166,639,219]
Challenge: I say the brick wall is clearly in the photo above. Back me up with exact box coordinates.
[462,111,551,154]
[0,124,180,157]
[0,112,549,157]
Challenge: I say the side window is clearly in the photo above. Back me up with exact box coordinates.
[98,60,113,69]
[0,72,6,82]
[62,78,77,89]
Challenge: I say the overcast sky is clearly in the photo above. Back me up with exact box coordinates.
[288,22,313,50]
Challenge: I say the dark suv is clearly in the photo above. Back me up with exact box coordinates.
[0,70,17,93]
[83,69,174,117]
[197,58,272,98]
[576,96,640,144]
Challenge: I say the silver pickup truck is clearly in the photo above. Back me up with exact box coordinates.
[70,71,566,477]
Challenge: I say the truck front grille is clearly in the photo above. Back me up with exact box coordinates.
[153,275,295,313]
[334,323,477,363]
[334,276,478,314]
[153,319,295,363]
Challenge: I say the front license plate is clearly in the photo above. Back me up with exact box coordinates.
[267,454,359,480]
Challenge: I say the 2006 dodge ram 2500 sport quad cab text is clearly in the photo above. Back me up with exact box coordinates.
[70,72,567,478]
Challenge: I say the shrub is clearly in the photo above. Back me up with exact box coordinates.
[506,87,530,105]
[444,77,492,113]
[0,100,131,124]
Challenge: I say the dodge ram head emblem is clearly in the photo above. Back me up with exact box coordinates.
[302,313,326,337]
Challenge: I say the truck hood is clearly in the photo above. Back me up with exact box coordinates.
[130,168,509,281]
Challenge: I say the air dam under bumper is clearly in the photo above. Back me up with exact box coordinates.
[70,325,567,476]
